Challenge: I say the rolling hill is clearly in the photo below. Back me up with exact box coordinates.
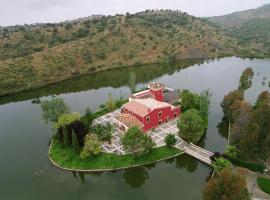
[0,10,260,96]
[207,4,270,54]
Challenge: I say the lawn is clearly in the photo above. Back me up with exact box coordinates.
[257,177,270,195]
[49,139,183,171]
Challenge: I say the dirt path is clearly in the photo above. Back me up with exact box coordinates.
[239,167,270,200]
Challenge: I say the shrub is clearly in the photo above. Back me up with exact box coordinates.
[257,177,270,194]
[225,156,266,173]
[54,112,81,129]
[164,134,177,146]
[121,126,155,156]
[224,145,239,159]
[212,157,232,172]
[80,134,101,159]
[81,107,94,131]
[91,122,114,142]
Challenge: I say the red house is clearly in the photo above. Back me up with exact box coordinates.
[117,83,181,132]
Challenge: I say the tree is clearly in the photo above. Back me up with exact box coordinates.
[238,67,254,91]
[106,93,116,111]
[164,133,177,146]
[221,90,244,123]
[121,126,155,156]
[81,107,94,131]
[40,97,70,124]
[178,109,204,143]
[180,90,200,112]
[199,89,212,128]
[203,168,250,200]
[224,145,239,159]
[239,93,270,161]
[212,157,232,172]
[92,122,114,142]
[63,125,69,148]
[72,130,79,153]
[80,134,101,159]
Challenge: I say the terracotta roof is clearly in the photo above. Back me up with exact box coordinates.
[115,114,143,128]
[123,100,149,116]
[123,98,173,117]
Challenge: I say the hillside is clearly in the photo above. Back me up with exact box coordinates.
[207,4,270,53]
[0,10,256,96]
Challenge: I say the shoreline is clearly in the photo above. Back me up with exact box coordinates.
[48,139,185,172]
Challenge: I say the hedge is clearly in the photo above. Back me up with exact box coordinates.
[226,156,266,173]
[257,177,270,194]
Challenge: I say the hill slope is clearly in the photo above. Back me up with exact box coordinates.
[0,10,254,96]
[207,4,270,53]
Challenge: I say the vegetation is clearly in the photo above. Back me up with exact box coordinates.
[40,97,70,124]
[178,109,204,143]
[50,139,182,170]
[54,112,81,129]
[91,122,114,142]
[199,89,212,127]
[220,90,244,123]
[257,177,270,195]
[220,69,270,164]
[121,126,155,156]
[207,4,270,56]
[238,68,254,91]
[0,10,256,96]
[203,167,250,200]
[81,107,94,131]
[80,134,101,159]
[225,156,266,173]
[164,133,177,146]
[212,157,232,172]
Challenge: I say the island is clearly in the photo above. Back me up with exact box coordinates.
[47,82,211,171]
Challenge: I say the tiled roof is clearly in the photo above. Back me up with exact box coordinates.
[123,98,173,117]
[115,114,143,128]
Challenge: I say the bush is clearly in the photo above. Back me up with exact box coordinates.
[54,112,81,129]
[225,156,266,173]
[121,126,155,156]
[164,134,177,146]
[212,157,232,172]
[257,177,270,194]
[80,134,101,159]
[91,122,114,142]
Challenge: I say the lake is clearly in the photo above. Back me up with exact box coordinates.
[0,57,270,200]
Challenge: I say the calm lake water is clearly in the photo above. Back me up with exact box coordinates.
[0,57,270,200]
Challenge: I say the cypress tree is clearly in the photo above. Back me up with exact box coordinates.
[72,129,79,153]
[63,125,69,148]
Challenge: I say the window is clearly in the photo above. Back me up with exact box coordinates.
[166,117,169,122]
[158,111,162,118]
[174,113,177,117]
[159,120,162,125]
[146,116,150,123]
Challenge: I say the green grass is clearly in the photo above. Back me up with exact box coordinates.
[49,139,183,170]
[257,177,270,194]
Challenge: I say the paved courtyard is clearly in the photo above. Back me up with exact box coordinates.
[92,109,188,155]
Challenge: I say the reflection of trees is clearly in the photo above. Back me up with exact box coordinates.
[71,171,104,183]
[217,117,229,139]
[176,154,198,173]
[128,72,136,93]
[123,167,149,188]
[0,59,204,105]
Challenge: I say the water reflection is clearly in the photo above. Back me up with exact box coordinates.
[123,167,149,188]
[217,117,229,139]
[0,59,204,105]
[176,154,198,173]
